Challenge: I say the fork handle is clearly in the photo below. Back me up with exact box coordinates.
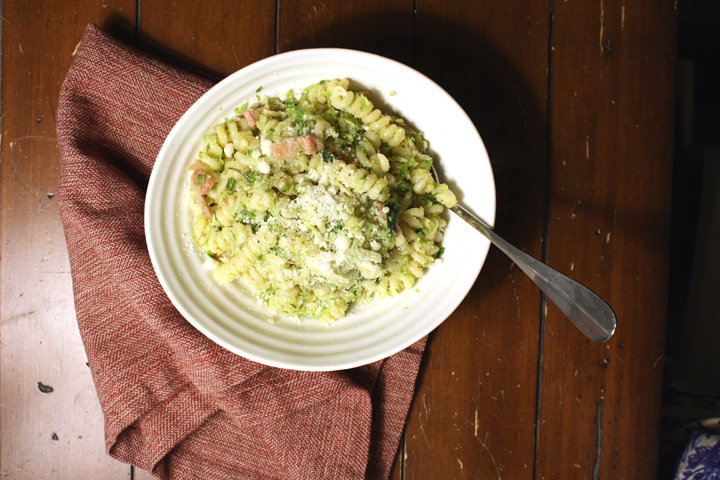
[450,204,616,343]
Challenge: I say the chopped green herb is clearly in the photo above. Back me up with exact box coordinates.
[256,86,263,92]
[227,167,252,183]
[394,182,414,198]
[418,157,433,169]
[338,116,363,146]
[287,104,306,131]
[436,247,445,259]
[240,210,256,223]
[234,102,248,115]
[416,228,426,237]
[258,286,275,301]
[321,150,337,163]
[395,160,416,180]
[385,201,401,231]
[226,177,236,191]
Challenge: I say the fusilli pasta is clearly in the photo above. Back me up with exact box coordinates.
[187,79,457,321]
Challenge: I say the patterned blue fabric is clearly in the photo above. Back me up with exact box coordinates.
[675,419,720,479]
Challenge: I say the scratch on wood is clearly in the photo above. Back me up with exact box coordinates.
[593,402,604,479]
[586,135,590,159]
[1,310,37,325]
[10,355,22,394]
[474,407,479,437]
[653,355,664,369]
[312,2,326,18]
[231,43,240,69]
[513,81,538,150]
[9,135,57,151]
[476,432,502,480]
[621,5,626,31]
[599,0,605,52]
[457,458,464,469]
[570,201,579,225]
[418,422,432,450]
[418,393,433,450]
[508,271,522,319]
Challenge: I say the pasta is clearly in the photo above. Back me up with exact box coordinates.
[187,79,457,321]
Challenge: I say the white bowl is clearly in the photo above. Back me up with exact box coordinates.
[145,48,495,371]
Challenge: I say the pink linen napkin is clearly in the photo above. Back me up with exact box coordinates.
[56,24,425,480]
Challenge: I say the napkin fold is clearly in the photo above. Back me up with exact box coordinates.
[56,24,425,480]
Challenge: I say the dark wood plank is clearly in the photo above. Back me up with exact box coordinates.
[0,2,137,478]
[277,0,414,64]
[0,1,676,478]
[138,0,276,78]
[536,1,676,478]
[405,1,551,478]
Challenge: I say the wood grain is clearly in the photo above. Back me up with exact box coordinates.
[138,0,276,79]
[404,1,551,478]
[277,0,414,64]
[0,2,136,478]
[0,0,676,478]
[535,0,677,478]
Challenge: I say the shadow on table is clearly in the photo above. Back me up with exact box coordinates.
[101,9,548,314]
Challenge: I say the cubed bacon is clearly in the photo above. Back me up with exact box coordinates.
[196,194,213,218]
[298,135,323,155]
[243,109,258,128]
[191,168,213,195]
[269,135,324,161]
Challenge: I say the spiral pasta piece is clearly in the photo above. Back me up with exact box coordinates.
[187,78,460,320]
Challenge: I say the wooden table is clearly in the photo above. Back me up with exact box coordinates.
[0,1,676,478]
